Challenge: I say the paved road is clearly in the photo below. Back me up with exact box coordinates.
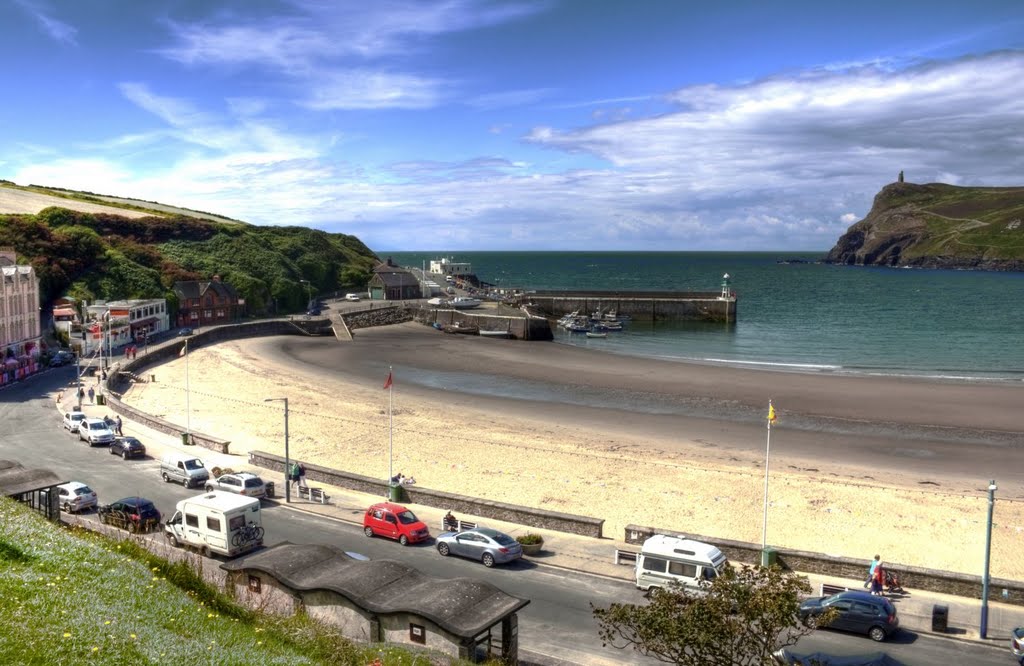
[0,371,1013,665]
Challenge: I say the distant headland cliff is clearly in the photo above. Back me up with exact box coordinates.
[825,180,1024,271]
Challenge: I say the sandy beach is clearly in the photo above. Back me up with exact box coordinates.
[122,322,1024,579]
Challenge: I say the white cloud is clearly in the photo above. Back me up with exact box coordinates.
[13,0,77,44]
[300,70,444,110]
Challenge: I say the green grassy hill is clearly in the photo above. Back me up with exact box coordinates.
[0,182,380,314]
[825,182,1024,270]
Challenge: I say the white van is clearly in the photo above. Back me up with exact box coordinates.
[635,534,728,592]
[160,452,210,488]
[164,491,263,558]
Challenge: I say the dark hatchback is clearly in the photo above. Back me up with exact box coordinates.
[98,497,162,533]
[799,590,899,642]
[109,436,146,459]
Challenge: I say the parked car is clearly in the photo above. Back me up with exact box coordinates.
[306,307,322,316]
[799,590,899,642]
[98,497,162,533]
[435,527,523,567]
[345,293,361,302]
[49,350,75,366]
[78,418,115,446]
[109,436,146,459]
[177,327,194,337]
[1011,626,1024,663]
[56,481,97,513]
[362,502,430,546]
[63,410,87,433]
[205,471,266,498]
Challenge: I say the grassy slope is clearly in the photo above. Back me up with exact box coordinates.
[0,498,459,665]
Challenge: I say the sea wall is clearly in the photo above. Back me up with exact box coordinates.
[410,305,553,341]
[521,291,736,323]
[248,450,605,538]
[624,524,1024,607]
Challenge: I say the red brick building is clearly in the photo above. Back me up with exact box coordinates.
[172,276,245,328]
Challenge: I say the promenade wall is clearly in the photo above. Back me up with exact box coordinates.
[624,523,1024,607]
[248,450,605,538]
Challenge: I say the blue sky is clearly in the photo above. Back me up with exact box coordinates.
[2,1,1022,252]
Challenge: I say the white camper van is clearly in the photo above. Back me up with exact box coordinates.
[164,491,263,558]
[635,534,728,592]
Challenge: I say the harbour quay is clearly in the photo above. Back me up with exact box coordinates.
[514,288,737,324]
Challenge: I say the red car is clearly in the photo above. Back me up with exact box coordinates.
[362,502,430,546]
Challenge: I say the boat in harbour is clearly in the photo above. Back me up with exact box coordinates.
[444,322,479,335]
[449,296,482,310]
[585,330,607,338]
[479,330,512,339]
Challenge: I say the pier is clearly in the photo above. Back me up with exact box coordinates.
[514,289,737,324]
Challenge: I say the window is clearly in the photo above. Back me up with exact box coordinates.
[668,561,698,578]
[229,515,245,531]
[642,557,667,573]
[409,623,425,645]
[207,517,221,531]
[385,514,397,524]
[185,514,199,528]
[852,602,878,615]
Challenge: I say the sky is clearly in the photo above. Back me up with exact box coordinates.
[2,1,1023,252]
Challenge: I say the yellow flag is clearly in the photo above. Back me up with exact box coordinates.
[767,401,777,424]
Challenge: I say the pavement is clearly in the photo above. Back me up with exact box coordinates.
[58,372,1024,657]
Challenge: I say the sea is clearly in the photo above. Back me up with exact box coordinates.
[387,251,1024,384]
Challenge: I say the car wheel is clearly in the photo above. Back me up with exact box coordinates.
[205,485,214,492]
[868,626,886,642]
[437,543,450,556]
[482,553,495,568]
[166,533,180,548]
[363,526,374,538]
[201,546,211,559]
[63,502,73,513]
[122,451,128,460]
[127,521,138,533]
[399,535,409,546]
[162,472,171,483]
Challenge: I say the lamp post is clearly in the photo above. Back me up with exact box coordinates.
[981,479,997,638]
[300,279,312,308]
[264,397,290,503]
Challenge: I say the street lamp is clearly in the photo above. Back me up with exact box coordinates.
[981,479,997,638]
[264,397,290,503]
[300,279,312,308]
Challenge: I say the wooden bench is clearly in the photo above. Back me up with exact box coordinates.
[297,486,330,504]
[615,549,639,565]
[820,583,849,596]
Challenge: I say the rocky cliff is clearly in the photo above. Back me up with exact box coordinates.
[825,182,1024,271]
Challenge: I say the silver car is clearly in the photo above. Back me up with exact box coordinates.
[56,481,97,513]
[435,527,523,567]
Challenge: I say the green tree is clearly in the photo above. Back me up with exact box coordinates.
[592,565,834,666]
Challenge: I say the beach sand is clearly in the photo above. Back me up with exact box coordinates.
[121,322,1024,579]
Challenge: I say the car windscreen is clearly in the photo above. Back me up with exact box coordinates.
[397,510,419,525]
[135,502,158,516]
[184,459,205,470]
[493,533,516,546]
[75,487,94,496]
[243,479,262,488]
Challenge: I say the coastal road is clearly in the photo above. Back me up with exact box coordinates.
[0,372,1013,666]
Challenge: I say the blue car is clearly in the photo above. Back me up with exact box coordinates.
[799,590,899,642]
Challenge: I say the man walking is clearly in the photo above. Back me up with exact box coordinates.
[115,415,123,436]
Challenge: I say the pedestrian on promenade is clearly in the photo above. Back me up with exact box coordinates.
[87,386,95,404]
[871,562,885,596]
[298,463,308,489]
[866,554,881,588]
[289,461,301,491]
[115,415,123,436]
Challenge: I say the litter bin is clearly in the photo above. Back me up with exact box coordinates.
[96,393,105,406]
[761,547,777,567]
[931,604,949,632]
[265,482,275,499]
[388,484,404,503]
[181,432,190,446]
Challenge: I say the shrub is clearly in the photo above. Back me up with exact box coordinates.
[516,533,543,546]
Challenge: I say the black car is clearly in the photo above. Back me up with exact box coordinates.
[799,590,899,642]
[307,308,322,316]
[109,436,146,459]
[177,327,194,337]
[97,497,162,533]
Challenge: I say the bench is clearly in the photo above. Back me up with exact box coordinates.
[297,486,330,504]
[440,519,477,533]
[820,583,850,596]
[615,549,640,565]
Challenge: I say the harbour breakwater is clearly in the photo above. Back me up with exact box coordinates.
[516,290,737,324]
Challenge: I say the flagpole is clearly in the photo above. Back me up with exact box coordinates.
[185,338,190,441]
[388,365,393,483]
[761,400,773,550]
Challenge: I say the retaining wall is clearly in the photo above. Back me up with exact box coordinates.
[624,523,1024,606]
[248,450,605,538]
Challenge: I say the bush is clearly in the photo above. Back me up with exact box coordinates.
[516,533,543,546]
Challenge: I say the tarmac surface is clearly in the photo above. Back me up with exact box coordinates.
[58,349,1024,660]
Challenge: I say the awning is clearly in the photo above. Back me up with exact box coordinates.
[53,308,76,317]
[130,317,158,329]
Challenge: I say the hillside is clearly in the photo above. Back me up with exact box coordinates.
[0,182,379,314]
[825,181,1024,270]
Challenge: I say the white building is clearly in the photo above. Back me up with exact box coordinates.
[428,257,473,278]
[81,299,169,357]
[0,247,42,385]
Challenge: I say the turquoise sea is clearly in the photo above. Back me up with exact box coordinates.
[387,251,1024,383]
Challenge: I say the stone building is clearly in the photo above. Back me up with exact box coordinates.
[173,275,245,328]
[0,248,42,385]
[368,258,421,301]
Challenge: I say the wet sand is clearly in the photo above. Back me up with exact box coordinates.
[122,323,1024,579]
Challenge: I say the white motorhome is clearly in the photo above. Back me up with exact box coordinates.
[164,491,263,558]
[635,534,728,592]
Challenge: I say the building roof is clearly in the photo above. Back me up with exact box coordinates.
[0,460,63,496]
[173,278,240,301]
[371,271,416,288]
[221,542,529,637]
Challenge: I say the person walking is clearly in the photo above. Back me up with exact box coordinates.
[289,461,301,492]
[87,386,95,404]
[866,554,881,588]
[871,562,885,596]
[298,463,308,489]
[115,415,123,436]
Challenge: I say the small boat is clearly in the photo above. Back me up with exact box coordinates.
[449,296,482,310]
[444,322,479,335]
[585,331,607,338]
[479,330,512,339]
[427,297,445,306]
[565,317,590,333]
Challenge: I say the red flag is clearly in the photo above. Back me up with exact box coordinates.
[179,345,187,357]
[383,371,392,390]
